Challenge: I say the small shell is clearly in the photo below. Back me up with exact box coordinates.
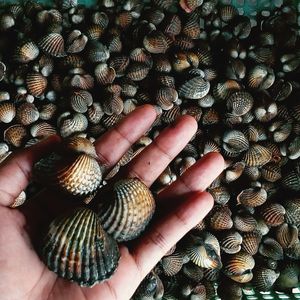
[109,56,130,77]
[182,263,204,282]
[26,72,48,97]
[242,144,272,167]
[66,30,88,54]
[16,103,39,126]
[283,198,300,227]
[259,237,284,260]
[58,112,88,138]
[103,94,123,115]
[143,30,168,54]
[220,231,243,254]
[69,74,94,90]
[0,102,16,123]
[219,5,238,23]
[87,102,104,124]
[213,80,241,102]
[10,191,26,208]
[254,92,278,123]
[98,178,155,242]
[161,105,181,124]
[42,207,120,287]
[237,188,267,208]
[182,14,201,39]
[156,87,178,111]
[203,267,220,282]
[39,33,66,57]
[285,241,300,260]
[270,79,293,102]
[180,0,203,13]
[94,63,116,85]
[260,203,285,227]
[87,41,110,63]
[247,64,275,90]
[209,186,230,205]
[179,76,210,100]
[126,62,150,81]
[226,91,254,116]
[39,103,57,120]
[161,252,184,276]
[14,41,39,63]
[241,231,262,255]
[161,14,181,36]
[225,162,245,182]
[4,124,27,147]
[102,113,123,128]
[209,205,233,231]
[275,223,298,249]
[261,163,282,182]
[252,267,280,292]
[233,213,257,232]
[275,262,300,291]
[222,130,249,157]
[70,90,93,113]
[30,122,56,138]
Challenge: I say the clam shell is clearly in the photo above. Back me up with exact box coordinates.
[161,14,181,36]
[39,33,66,57]
[182,14,201,39]
[26,72,47,97]
[233,213,257,232]
[225,161,245,182]
[69,74,94,90]
[209,186,230,205]
[209,205,233,231]
[16,102,39,126]
[14,40,39,63]
[242,144,272,167]
[98,178,155,242]
[259,237,284,260]
[4,124,27,147]
[174,35,195,50]
[153,54,172,73]
[109,55,130,77]
[213,80,241,102]
[87,41,110,63]
[261,163,282,182]
[222,130,249,156]
[247,64,275,90]
[285,241,300,260]
[252,267,280,292]
[270,80,293,102]
[85,24,104,40]
[161,252,184,276]
[102,113,123,128]
[30,122,56,138]
[203,267,220,282]
[87,102,104,124]
[179,76,210,100]
[283,198,300,227]
[241,231,262,255]
[42,207,120,287]
[126,62,150,81]
[70,90,93,113]
[275,262,300,291]
[156,87,178,111]
[180,0,203,13]
[143,30,168,54]
[220,231,243,254]
[182,263,204,282]
[10,191,26,208]
[66,30,88,54]
[58,112,88,138]
[219,5,238,23]
[226,58,246,81]
[160,105,180,124]
[260,203,285,227]
[103,94,124,115]
[94,63,116,85]
[130,48,152,66]
[0,102,16,123]
[226,91,254,117]
[237,188,267,208]
[39,103,57,120]
[275,223,298,249]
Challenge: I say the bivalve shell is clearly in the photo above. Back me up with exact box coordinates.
[16,103,39,126]
[70,90,93,113]
[143,30,169,54]
[259,237,284,260]
[0,102,15,123]
[241,231,262,255]
[14,40,39,63]
[179,75,210,100]
[226,91,253,116]
[4,124,27,147]
[237,188,267,208]
[26,72,47,97]
[242,144,272,167]
[275,223,298,249]
[39,33,66,57]
[252,267,280,292]
[260,203,285,227]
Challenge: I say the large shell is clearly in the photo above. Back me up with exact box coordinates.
[0,102,16,123]
[98,178,155,242]
[237,188,267,208]
[26,72,48,97]
[42,207,120,287]
[242,144,272,167]
[179,76,210,100]
[39,33,66,57]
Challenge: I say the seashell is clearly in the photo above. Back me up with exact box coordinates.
[156,87,178,111]
[181,106,202,122]
[42,207,119,287]
[247,64,275,90]
[231,15,251,39]
[226,91,253,117]
[10,190,26,208]
[219,5,238,23]
[156,74,176,89]
[126,62,150,81]
[254,92,278,123]
[281,53,300,73]
[161,14,181,36]
[260,203,285,227]
[153,0,174,10]
[223,251,255,283]
[153,54,172,73]
[285,241,300,260]
[233,213,257,233]
[109,55,130,77]
[14,40,39,63]
[213,80,241,102]
[85,24,104,40]
[252,267,280,292]
[237,188,267,208]
[129,48,152,66]
[270,79,293,102]
[182,263,204,282]
[248,47,276,65]
[179,75,210,100]
[0,102,15,123]
[26,72,47,97]
[191,284,206,300]
[222,130,249,157]
[203,267,220,282]
[275,223,298,249]
[102,113,123,128]
[0,143,9,157]
[241,231,261,255]
[220,231,243,254]
[180,0,203,13]
[107,34,122,53]
[283,198,300,228]
[144,8,165,25]
[261,163,282,182]
[208,205,233,231]
[209,186,230,205]
[119,78,137,97]
[161,252,184,276]
[242,144,272,167]
[115,11,133,28]
[217,277,243,300]
[143,30,169,54]
[30,122,56,139]
[122,99,137,115]
[269,120,292,143]
[16,103,39,126]
[57,0,78,10]
[103,94,123,116]
[69,90,93,113]
[68,74,94,90]
[66,30,87,54]
[225,162,245,183]
[39,103,57,120]
[0,13,15,30]
[201,139,221,155]
[4,124,27,147]
[98,178,155,242]
[225,59,246,81]
[33,55,54,77]
[39,33,66,57]
[259,237,284,260]
[87,41,110,63]
[161,105,181,124]
[185,232,222,269]
[58,112,88,138]
[182,14,201,40]
[174,35,195,50]
[198,94,215,108]
[275,262,300,291]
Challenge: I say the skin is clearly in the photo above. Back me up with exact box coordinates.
[0,105,224,300]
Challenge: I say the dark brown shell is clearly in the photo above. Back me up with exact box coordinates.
[26,72,47,96]
[260,203,285,227]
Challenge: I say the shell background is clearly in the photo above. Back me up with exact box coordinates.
[0,0,300,299]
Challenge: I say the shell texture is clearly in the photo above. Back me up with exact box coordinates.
[179,75,210,100]
[0,102,16,123]
[26,72,47,96]
[39,33,66,57]
[16,103,39,126]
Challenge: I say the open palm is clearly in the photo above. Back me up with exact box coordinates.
[0,105,223,300]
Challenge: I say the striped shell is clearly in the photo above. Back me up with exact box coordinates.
[70,90,93,113]
[222,130,249,156]
[259,237,284,260]
[161,252,184,276]
[252,267,280,292]
[241,231,262,256]
[87,102,104,124]
[182,263,204,282]
[242,144,272,167]
[58,112,88,138]
[26,72,48,96]
[4,124,27,147]
[42,207,120,287]
[275,223,298,249]
[237,188,267,208]
[30,122,56,138]
[179,76,210,100]
[14,41,40,63]
[39,33,66,57]
[98,178,155,242]
[0,102,16,123]
[220,231,243,254]
[143,30,169,54]
[233,213,257,232]
[226,91,254,116]
[260,203,285,227]
[247,64,275,90]
[95,63,116,85]
[66,30,88,54]
[209,205,233,231]
[39,103,57,120]
[16,103,39,126]
[283,198,300,227]
[10,190,26,208]
[156,87,178,110]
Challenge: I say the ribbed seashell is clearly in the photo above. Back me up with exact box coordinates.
[241,231,262,255]
[225,59,246,81]
[16,102,39,126]
[260,203,285,227]
[244,166,261,181]
[252,267,280,292]
[248,46,276,65]
[39,33,66,57]
[180,0,203,13]
[201,139,221,155]
[42,207,119,286]
[261,163,282,182]
[219,5,238,22]
[102,113,123,128]
[115,11,132,28]
[30,122,56,139]
[161,14,181,36]
[58,112,88,138]
[66,30,87,54]
[225,162,245,183]
[247,64,275,90]
[259,237,284,261]
[4,124,27,147]
[119,78,137,97]
[98,178,155,242]
[36,9,62,24]
[226,91,253,117]
[14,40,39,63]
[174,35,195,50]
[57,0,77,9]
[9,191,26,208]
[217,277,243,300]
[0,102,15,123]
[197,94,214,108]
[156,74,176,89]
[209,186,230,205]
[87,41,110,63]
[33,55,54,77]
[182,106,202,122]
[220,231,243,254]
[213,80,241,102]
[242,144,272,167]
[26,72,47,97]
[68,74,94,90]
[275,223,298,249]
[85,24,104,40]
[285,241,300,260]
[155,87,178,111]
[185,232,222,269]
[122,99,137,115]
[254,93,277,123]
[209,205,233,231]
[237,188,267,208]
[203,267,220,282]
[126,62,150,81]
[143,30,168,54]
[233,213,257,232]
[161,105,181,124]
[0,13,15,30]
[223,252,255,283]
[275,262,300,291]
[103,94,123,116]
[270,79,293,102]
[153,0,174,10]
[222,130,249,157]
[283,198,300,227]
[182,263,204,282]
[161,252,184,276]
[69,90,93,113]
[39,103,57,120]
[281,53,300,73]
[129,48,152,67]
[179,76,210,100]
[182,14,201,40]
[109,55,129,77]
[153,54,172,73]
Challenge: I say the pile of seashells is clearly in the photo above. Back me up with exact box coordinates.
[0,0,299,298]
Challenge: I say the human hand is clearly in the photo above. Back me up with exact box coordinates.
[0,105,224,300]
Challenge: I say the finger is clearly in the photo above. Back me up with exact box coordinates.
[131,191,214,278]
[158,152,224,202]
[123,115,198,187]
[0,135,61,207]
[94,105,156,169]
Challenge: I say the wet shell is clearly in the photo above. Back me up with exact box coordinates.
[182,14,201,39]
[260,203,285,227]
[161,252,184,276]
[42,207,120,287]
[94,63,116,85]
[30,122,56,139]
[156,87,178,111]
[109,56,130,77]
[237,188,267,208]
[182,263,204,282]
[233,213,257,232]
[247,64,275,90]
[4,124,27,147]
[219,5,238,23]
[143,30,169,54]
[261,163,282,182]
[87,102,104,124]
[103,94,123,115]
[209,205,233,231]
[275,262,300,291]
[26,72,47,97]
[252,267,280,292]
[226,91,254,116]
[209,186,230,205]
[87,41,110,63]
[16,103,39,126]
[241,231,262,255]
[126,62,150,81]
[70,90,93,113]
[39,103,57,120]
[98,178,155,242]
[69,74,94,90]
[275,223,298,249]
[285,241,300,260]
[242,144,272,167]
[213,80,241,102]
[58,112,88,138]
[14,40,39,63]
[39,33,66,57]
[283,198,300,227]
[220,231,243,254]
[225,161,245,183]
[179,76,210,100]
[259,237,284,260]
[180,0,203,13]
[161,105,181,124]
[102,113,123,128]
[222,130,249,156]
[66,30,88,54]
[0,102,16,123]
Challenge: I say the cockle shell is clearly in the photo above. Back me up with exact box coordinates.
[95,63,116,85]
[14,40,39,63]
[16,102,39,126]
[26,72,47,96]
[70,90,93,113]
[241,231,262,255]
[219,5,238,22]
[126,62,150,81]
[87,41,110,63]
[0,102,15,123]
[208,205,233,231]
[156,87,178,110]
[225,161,245,182]
[39,33,66,57]
[98,178,155,242]
[87,102,104,124]
[33,137,102,196]
[275,262,300,291]
[259,237,284,260]
[42,207,120,287]
[283,198,300,227]
[179,76,210,100]
[247,64,275,90]
[39,103,57,120]
[30,122,56,139]
[182,263,204,282]
[252,267,280,292]
[143,30,169,54]
[226,91,253,116]
[233,213,257,232]
[275,223,298,249]
[182,14,201,39]
[4,124,27,147]
[237,188,267,208]
[242,144,272,167]
[260,203,285,227]
[220,231,243,254]
[222,130,249,156]
[66,30,88,54]
[58,112,88,137]
[208,186,230,205]
[10,190,26,208]
[161,252,184,276]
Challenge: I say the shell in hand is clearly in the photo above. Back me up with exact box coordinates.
[42,207,120,287]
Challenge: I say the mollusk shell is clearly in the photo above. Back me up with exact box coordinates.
[39,33,66,57]
[95,63,116,85]
[259,237,284,260]
[247,64,275,90]
[275,223,298,249]
[252,267,280,292]
[14,41,39,63]
[179,76,210,100]
[161,252,184,276]
[226,91,253,116]
[241,231,262,255]
[16,102,39,126]
[242,144,272,167]
[98,178,155,242]
[222,130,249,156]
[70,90,93,113]
[283,198,300,227]
[30,122,56,138]
[220,231,243,254]
[10,190,26,208]
[237,188,267,208]
[143,30,169,54]
[26,72,47,96]
[260,203,285,227]
[0,102,15,123]
[233,213,257,232]
[42,207,120,287]
[58,112,88,138]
